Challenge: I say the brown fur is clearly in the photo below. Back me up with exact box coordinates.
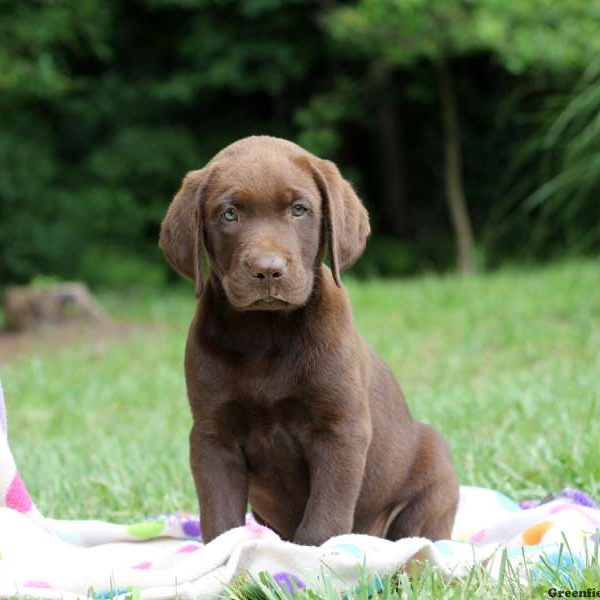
[160,136,459,545]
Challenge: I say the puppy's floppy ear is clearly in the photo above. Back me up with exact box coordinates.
[306,157,370,287]
[159,168,212,298]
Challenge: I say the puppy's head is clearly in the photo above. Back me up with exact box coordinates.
[159,136,370,311]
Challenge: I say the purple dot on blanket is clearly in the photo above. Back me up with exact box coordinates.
[132,561,152,570]
[24,580,53,589]
[182,519,201,538]
[520,499,541,510]
[559,488,597,508]
[272,572,305,595]
[6,473,33,513]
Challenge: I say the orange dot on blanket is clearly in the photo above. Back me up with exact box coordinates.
[522,520,552,545]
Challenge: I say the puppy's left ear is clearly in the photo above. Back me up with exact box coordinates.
[159,168,212,298]
[303,156,370,287]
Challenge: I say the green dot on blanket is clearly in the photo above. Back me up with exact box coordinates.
[128,520,165,539]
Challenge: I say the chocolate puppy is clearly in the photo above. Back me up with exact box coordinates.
[160,136,458,545]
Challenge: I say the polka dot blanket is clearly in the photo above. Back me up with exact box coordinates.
[1,377,599,599]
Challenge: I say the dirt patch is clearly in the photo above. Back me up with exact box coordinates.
[0,321,140,364]
[0,282,132,364]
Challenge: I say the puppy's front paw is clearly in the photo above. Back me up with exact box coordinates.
[293,529,329,547]
[294,522,349,546]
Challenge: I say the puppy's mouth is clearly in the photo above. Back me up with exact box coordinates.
[222,276,312,311]
[247,295,291,311]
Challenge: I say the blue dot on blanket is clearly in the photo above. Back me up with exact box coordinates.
[533,551,584,586]
[494,491,521,512]
[433,540,455,555]
[95,587,138,600]
[507,544,553,559]
[342,576,383,600]
[332,543,364,560]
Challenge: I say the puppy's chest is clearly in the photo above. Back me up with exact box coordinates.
[216,397,308,473]
[201,353,346,460]
[212,394,341,457]
[216,394,314,436]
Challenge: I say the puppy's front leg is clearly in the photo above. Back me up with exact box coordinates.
[190,423,249,543]
[294,429,369,546]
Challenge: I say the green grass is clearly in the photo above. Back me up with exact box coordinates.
[2,259,600,597]
[226,556,600,599]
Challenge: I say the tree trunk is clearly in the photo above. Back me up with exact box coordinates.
[438,58,475,274]
[376,79,412,238]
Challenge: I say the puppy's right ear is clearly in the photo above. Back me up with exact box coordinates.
[159,168,212,297]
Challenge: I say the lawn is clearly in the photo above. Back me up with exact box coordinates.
[2,259,599,598]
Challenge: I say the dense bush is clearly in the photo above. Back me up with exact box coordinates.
[0,0,598,287]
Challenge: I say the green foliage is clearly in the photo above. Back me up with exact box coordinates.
[352,235,454,278]
[471,0,600,73]
[327,0,600,269]
[488,60,600,261]
[0,0,112,97]
[1,0,599,286]
[295,79,364,158]
[329,0,476,64]
[0,0,324,285]
[78,247,167,288]
[522,63,600,253]
[30,275,63,289]
[329,0,600,70]
[354,237,419,278]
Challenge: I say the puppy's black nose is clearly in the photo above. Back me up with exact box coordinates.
[249,255,287,280]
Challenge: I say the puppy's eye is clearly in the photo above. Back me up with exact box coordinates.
[291,203,308,217]
[221,207,238,223]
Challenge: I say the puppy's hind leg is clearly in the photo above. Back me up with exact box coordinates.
[386,424,458,542]
[386,479,457,541]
